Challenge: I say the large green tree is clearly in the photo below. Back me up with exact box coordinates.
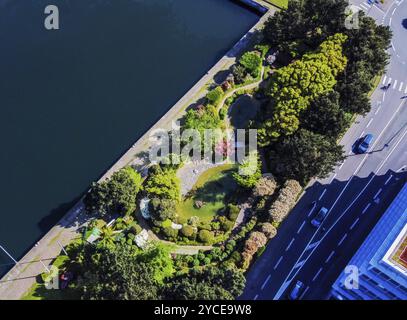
[269,129,345,185]
[84,166,142,217]
[145,165,181,201]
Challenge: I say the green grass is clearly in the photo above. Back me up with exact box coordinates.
[176,164,237,223]
[264,0,289,9]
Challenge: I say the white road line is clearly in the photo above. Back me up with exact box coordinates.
[338,162,345,170]
[399,82,404,91]
[382,91,386,102]
[297,221,306,234]
[307,203,317,217]
[318,189,327,201]
[405,86,407,94]
[253,294,259,300]
[350,217,360,230]
[307,241,320,250]
[360,3,369,10]
[261,274,271,290]
[392,7,397,15]
[325,251,335,264]
[359,131,365,138]
[366,118,373,128]
[338,234,348,247]
[387,77,392,84]
[384,175,393,185]
[393,80,398,89]
[373,188,383,199]
[362,203,371,214]
[312,268,323,282]
[390,17,393,27]
[274,257,283,270]
[330,174,337,183]
[273,106,407,300]
[375,105,381,115]
[382,75,387,85]
[285,238,295,252]
[299,286,309,299]
[398,165,406,172]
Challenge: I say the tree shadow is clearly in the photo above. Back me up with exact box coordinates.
[402,19,407,29]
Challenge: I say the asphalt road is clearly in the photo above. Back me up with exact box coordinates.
[240,0,407,300]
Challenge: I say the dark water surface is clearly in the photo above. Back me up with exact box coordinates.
[0,0,258,274]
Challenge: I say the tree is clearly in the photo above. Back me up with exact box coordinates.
[145,165,181,201]
[180,225,196,239]
[198,230,215,244]
[259,223,277,239]
[84,166,142,217]
[183,104,223,139]
[206,86,224,105]
[300,91,349,137]
[149,198,177,222]
[232,151,262,189]
[165,266,245,300]
[77,244,162,300]
[269,129,345,185]
[232,64,247,84]
[253,174,278,197]
[258,34,347,144]
[239,51,262,78]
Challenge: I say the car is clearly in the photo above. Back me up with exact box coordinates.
[311,207,328,228]
[288,280,305,300]
[357,134,374,154]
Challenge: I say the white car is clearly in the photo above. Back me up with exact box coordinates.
[289,280,305,300]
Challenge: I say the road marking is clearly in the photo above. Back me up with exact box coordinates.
[285,238,295,252]
[330,174,337,183]
[261,274,271,290]
[398,165,406,172]
[382,75,387,85]
[350,217,360,230]
[338,162,345,170]
[392,7,397,15]
[325,251,335,264]
[274,257,283,270]
[387,77,392,84]
[393,80,398,89]
[382,91,386,102]
[299,286,309,299]
[273,104,407,300]
[312,268,323,282]
[390,18,393,27]
[306,241,320,251]
[297,221,306,234]
[307,203,317,217]
[375,105,381,115]
[359,131,365,138]
[253,294,259,300]
[399,82,404,91]
[318,189,327,201]
[362,203,371,214]
[384,175,393,185]
[373,188,383,199]
[405,86,407,94]
[366,118,373,128]
[338,234,348,247]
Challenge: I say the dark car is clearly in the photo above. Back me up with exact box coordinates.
[288,280,305,300]
[311,207,329,228]
[357,134,374,154]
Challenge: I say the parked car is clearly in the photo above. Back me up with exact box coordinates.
[311,207,329,228]
[288,280,305,300]
[357,134,374,154]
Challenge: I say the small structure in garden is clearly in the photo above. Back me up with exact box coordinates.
[134,229,149,248]
[194,200,205,209]
[140,197,151,219]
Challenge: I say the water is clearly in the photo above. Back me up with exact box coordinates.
[0,0,258,275]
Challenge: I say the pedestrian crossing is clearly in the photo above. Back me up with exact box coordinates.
[359,1,373,12]
[382,75,407,94]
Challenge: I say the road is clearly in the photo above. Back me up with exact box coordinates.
[241,0,407,300]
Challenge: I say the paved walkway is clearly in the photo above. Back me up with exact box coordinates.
[0,8,276,300]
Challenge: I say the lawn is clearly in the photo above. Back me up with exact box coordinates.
[264,0,289,9]
[176,164,237,223]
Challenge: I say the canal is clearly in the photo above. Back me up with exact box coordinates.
[0,0,259,275]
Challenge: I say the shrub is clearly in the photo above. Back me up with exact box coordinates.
[259,223,277,240]
[180,225,196,239]
[145,166,181,201]
[206,86,224,105]
[230,251,242,264]
[232,64,247,84]
[198,221,212,231]
[198,230,215,244]
[162,227,178,240]
[233,151,262,189]
[130,222,142,235]
[203,257,211,265]
[269,180,302,223]
[239,51,262,78]
[253,174,278,197]
[220,217,235,232]
[149,198,177,222]
[227,204,240,221]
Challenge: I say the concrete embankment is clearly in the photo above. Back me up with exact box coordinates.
[0,4,276,299]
